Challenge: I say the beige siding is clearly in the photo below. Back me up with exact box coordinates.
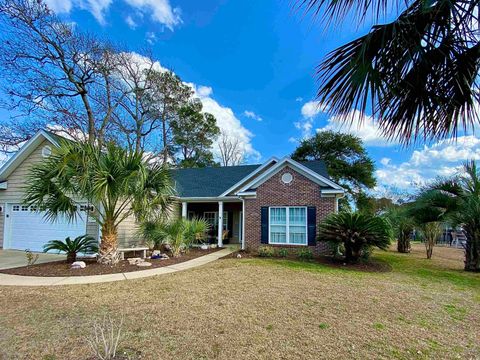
[0,139,100,247]
[0,205,4,248]
[0,139,49,203]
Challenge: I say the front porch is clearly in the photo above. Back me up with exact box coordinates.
[181,200,244,248]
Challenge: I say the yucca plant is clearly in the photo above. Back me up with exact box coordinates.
[43,235,98,263]
[319,212,392,262]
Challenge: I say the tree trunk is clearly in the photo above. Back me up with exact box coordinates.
[98,219,119,265]
[425,239,434,259]
[397,235,411,253]
[66,252,76,263]
[464,234,480,272]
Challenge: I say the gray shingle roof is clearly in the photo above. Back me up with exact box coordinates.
[170,160,331,198]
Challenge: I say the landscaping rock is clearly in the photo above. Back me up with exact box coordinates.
[127,257,142,265]
[200,244,209,250]
[70,261,86,269]
[136,261,152,267]
[236,254,242,259]
[152,250,161,256]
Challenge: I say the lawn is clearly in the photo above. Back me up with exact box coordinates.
[0,243,478,360]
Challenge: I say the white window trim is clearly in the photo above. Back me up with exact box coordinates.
[203,211,229,230]
[268,206,308,246]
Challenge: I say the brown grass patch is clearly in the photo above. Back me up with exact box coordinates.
[0,244,478,359]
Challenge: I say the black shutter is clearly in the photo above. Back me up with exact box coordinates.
[307,206,317,246]
[261,207,269,244]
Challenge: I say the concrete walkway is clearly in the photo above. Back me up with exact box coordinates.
[0,247,234,287]
[0,250,65,270]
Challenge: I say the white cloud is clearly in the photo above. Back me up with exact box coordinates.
[125,15,137,29]
[123,0,181,30]
[197,86,213,97]
[380,157,391,166]
[145,31,157,45]
[301,100,329,118]
[317,110,396,147]
[243,110,262,122]
[45,0,181,29]
[46,0,112,24]
[294,118,314,140]
[191,85,261,162]
[375,136,480,191]
[295,97,303,102]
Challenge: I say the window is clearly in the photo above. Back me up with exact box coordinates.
[42,145,52,158]
[269,207,307,245]
[21,205,29,211]
[203,211,228,230]
[12,205,20,212]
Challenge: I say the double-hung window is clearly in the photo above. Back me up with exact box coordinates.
[269,207,307,245]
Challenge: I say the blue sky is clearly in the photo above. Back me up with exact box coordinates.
[28,0,480,194]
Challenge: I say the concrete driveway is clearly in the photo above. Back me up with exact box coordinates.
[0,250,65,270]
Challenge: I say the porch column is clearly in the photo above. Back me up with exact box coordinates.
[181,202,187,218]
[217,201,224,247]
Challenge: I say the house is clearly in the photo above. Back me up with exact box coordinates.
[0,130,345,254]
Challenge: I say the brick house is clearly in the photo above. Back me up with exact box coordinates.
[0,130,345,253]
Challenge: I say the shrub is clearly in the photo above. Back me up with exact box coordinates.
[258,246,275,257]
[137,220,165,250]
[43,235,98,263]
[184,217,211,245]
[319,212,392,263]
[296,248,314,260]
[24,249,39,266]
[277,248,289,258]
[85,315,124,360]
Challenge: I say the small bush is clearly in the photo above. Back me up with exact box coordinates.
[25,249,39,266]
[277,248,289,258]
[360,245,373,261]
[258,246,275,257]
[86,315,124,360]
[297,248,314,260]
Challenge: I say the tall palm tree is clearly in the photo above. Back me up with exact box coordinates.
[297,0,479,144]
[414,161,480,271]
[24,140,174,265]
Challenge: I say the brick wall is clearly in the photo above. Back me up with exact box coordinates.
[244,165,335,255]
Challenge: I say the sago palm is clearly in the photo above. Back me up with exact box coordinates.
[319,212,391,262]
[415,161,480,271]
[297,0,479,144]
[43,235,98,263]
[24,140,174,265]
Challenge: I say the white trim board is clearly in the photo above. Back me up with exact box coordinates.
[0,130,60,180]
[236,157,345,194]
[218,157,278,197]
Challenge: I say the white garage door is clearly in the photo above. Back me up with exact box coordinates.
[6,204,87,252]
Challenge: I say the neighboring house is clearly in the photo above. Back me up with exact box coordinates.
[0,130,345,254]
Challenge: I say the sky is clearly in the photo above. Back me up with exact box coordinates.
[8,0,480,196]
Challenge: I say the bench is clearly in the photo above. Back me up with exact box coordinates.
[118,247,149,261]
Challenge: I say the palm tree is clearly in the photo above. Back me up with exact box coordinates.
[297,0,479,144]
[385,206,415,253]
[319,212,392,262]
[24,140,174,265]
[414,161,480,271]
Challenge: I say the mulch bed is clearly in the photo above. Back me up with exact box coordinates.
[223,250,392,273]
[0,248,220,277]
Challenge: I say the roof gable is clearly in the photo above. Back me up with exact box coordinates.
[0,130,60,181]
[236,157,344,195]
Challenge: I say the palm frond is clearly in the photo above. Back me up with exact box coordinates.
[314,0,479,144]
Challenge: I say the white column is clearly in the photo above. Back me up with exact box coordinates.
[218,201,224,247]
[241,198,245,250]
[181,202,187,218]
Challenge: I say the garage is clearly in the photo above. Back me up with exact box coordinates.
[4,204,88,252]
